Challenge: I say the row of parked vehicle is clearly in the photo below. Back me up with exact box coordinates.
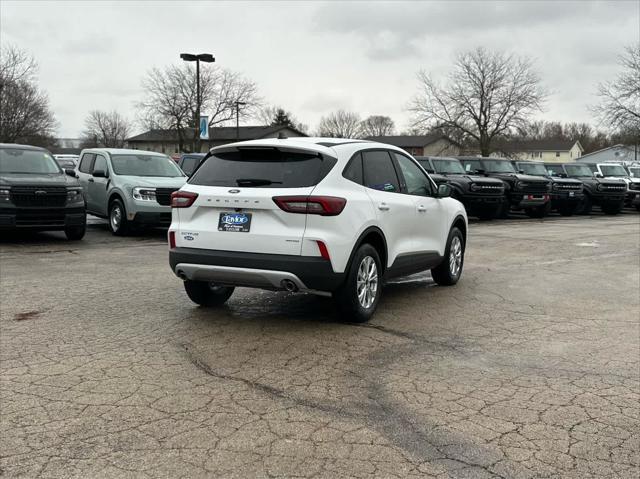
[417,156,640,219]
[1,143,638,242]
[1,139,638,320]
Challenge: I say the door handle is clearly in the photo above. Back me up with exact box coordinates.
[417,205,427,212]
[378,203,390,211]
[88,178,94,183]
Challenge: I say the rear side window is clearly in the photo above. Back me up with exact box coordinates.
[362,151,400,193]
[181,156,200,175]
[79,153,95,173]
[343,153,363,185]
[189,149,336,188]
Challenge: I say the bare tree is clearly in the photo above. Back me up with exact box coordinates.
[0,44,57,145]
[81,110,131,148]
[360,115,395,137]
[410,47,547,156]
[593,44,640,134]
[317,110,361,138]
[138,63,261,152]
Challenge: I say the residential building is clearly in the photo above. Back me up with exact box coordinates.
[125,125,307,154]
[575,144,639,164]
[365,133,461,157]
[495,139,583,163]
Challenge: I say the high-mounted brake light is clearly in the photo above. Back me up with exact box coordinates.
[272,196,346,216]
[171,191,198,208]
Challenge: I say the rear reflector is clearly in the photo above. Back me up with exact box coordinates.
[168,231,176,249]
[171,191,198,208]
[316,240,330,260]
[272,196,346,216]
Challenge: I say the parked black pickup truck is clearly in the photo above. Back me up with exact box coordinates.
[544,163,626,215]
[416,156,505,219]
[0,144,86,239]
[512,161,584,216]
[457,157,551,218]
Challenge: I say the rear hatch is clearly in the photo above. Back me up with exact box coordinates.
[173,146,336,255]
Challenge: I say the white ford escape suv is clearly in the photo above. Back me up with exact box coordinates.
[168,138,467,322]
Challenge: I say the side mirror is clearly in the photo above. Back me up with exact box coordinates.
[92,169,107,178]
[518,170,525,174]
[594,172,603,178]
[64,169,77,178]
[476,169,486,175]
[437,184,451,198]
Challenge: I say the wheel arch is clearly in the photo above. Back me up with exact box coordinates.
[347,226,388,274]
[451,214,467,245]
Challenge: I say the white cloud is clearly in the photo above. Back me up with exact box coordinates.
[1,0,638,137]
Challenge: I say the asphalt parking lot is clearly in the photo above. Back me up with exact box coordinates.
[1,213,639,478]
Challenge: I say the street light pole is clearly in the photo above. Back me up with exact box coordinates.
[235,101,246,140]
[180,53,215,152]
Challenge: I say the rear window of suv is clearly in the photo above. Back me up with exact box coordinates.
[189,149,337,188]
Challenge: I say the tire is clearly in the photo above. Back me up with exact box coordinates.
[524,203,550,218]
[184,280,235,306]
[498,198,510,218]
[64,224,86,240]
[602,204,622,215]
[109,199,130,236]
[334,244,382,323]
[577,195,592,215]
[431,227,465,286]
[475,206,501,220]
[559,205,575,217]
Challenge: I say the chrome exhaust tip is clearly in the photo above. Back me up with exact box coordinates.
[281,279,298,292]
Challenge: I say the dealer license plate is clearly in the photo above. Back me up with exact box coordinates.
[218,212,252,232]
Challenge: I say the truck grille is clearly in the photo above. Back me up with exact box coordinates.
[520,182,549,194]
[601,184,626,192]
[155,188,179,206]
[555,182,582,190]
[10,186,67,207]
[473,182,504,193]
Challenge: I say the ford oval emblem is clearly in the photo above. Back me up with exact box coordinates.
[228,189,240,194]
[184,235,194,241]
[35,190,47,195]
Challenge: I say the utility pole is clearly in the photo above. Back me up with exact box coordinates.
[180,53,215,152]
[235,101,246,140]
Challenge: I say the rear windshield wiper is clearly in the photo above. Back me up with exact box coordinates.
[235,178,283,186]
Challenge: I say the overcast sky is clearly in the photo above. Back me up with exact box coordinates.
[2,0,638,137]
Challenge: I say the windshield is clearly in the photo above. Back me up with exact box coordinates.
[518,163,547,176]
[545,165,565,177]
[564,164,594,177]
[0,148,61,174]
[111,154,184,177]
[599,164,627,177]
[628,167,640,178]
[432,159,466,174]
[189,149,336,188]
[481,159,516,173]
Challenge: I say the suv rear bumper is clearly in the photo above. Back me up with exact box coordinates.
[169,247,344,294]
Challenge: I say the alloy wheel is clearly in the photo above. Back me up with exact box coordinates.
[449,236,462,277]
[356,256,378,309]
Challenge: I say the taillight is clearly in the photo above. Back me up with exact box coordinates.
[168,231,176,249]
[272,196,346,216]
[171,191,198,208]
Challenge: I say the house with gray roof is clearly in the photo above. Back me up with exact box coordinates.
[126,125,307,155]
[495,139,583,163]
